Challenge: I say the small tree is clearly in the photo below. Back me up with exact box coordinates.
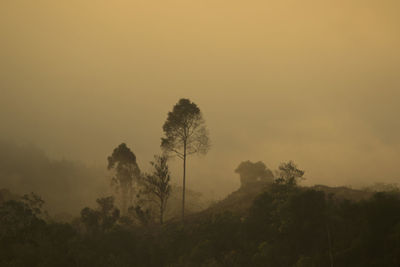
[96,196,120,231]
[107,143,140,214]
[143,155,171,224]
[275,161,305,185]
[21,192,47,219]
[80,196,120,233]
[161,98,210,222]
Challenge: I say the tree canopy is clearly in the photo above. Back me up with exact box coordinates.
[107,143,141,214]
[161,98,210,158]
[235,161,274,187]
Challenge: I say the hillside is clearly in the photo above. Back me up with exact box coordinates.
[187,182,376,221]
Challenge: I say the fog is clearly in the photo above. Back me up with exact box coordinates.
[1,0,399,208]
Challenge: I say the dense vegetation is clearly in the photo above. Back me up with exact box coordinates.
[1,180,400,266]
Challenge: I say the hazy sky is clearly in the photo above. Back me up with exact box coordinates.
[1,0,399,198]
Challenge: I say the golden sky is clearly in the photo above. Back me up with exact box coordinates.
[1,0,400,197]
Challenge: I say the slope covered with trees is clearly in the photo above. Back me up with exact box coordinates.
[1,166,400,266]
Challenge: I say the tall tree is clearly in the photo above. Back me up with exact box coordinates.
[161,98,210,222]
[107,143,140,214]
[143,155,171,224]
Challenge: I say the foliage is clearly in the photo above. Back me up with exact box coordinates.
[235,160,274,187]
[161,99,210,157]
[107,143,141,214]
[21,192,47,219]
[80,196,120,233]
[2,181,400,266]
[275,160,305,185]
[142,155,172,224]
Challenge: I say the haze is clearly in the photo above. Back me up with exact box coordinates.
[1,0,399,204]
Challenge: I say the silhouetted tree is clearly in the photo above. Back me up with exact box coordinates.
[80,196,120,233]
[161,98,210,222]
[235,161,274,187]
[0,199,45,242]
[143,155,171,224]
[96,196,120,231]
[107,143,140,214]
[276,160,305,185]
[80,207,100,232]
[21,192,47,219]
[132,205,152,226]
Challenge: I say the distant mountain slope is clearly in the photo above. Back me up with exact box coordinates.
[0,140,108,215]
[311,184,373,202]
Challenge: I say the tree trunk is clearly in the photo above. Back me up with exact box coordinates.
[160,199,164,224]
[182,141,187,223]
[160,208,163,224]
[121,185,127,216]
